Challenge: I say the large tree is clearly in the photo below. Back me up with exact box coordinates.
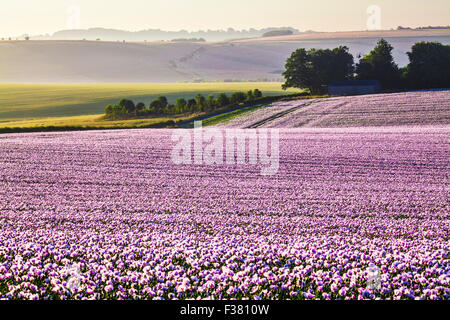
[282,46,354,94]
[355,39,400,89]
[405,41,450,89]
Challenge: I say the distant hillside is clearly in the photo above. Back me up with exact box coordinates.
[1,32,449,83]
[235,28,450,42]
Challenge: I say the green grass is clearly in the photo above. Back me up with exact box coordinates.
[0,83,302,129]
[202,104,264,126]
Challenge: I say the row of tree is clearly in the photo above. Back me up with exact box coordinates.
[105,89,263,118]
[282,39,450,94]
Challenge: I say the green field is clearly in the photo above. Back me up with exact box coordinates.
[202,105,264,127]
[0,83,301,129]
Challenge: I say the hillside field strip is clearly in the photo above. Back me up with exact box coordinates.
[0,83,302,128]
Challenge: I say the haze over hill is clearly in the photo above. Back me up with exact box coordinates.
[24,27,302,42]
[1,29,449,83]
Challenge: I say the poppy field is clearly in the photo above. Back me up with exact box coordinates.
[0,126,448,300]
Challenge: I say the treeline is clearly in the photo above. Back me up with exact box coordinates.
[49,27,300,42]
[283,39,450,94]
[105,89,263,119]
[171,38,205,42]
[262,30,293,37]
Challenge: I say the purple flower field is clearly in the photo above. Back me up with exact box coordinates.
[0,127,449,300]
[219,91,450,128]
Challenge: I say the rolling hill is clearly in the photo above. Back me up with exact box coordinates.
[1,30,449,83]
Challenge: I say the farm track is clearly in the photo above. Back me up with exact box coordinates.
[292,101,349,128]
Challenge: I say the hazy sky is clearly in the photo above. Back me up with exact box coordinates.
[1,0,449,37]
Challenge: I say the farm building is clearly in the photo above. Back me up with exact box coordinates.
[328,80,381,95]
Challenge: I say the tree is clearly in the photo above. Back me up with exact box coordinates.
[230,92,247,104]
[195,94,206,112]
[149,96,169,114]
[405,42,450,89]
[149,100,161,114]
[105,104,113,115]
[253,89,262,98]
[355,39,400,89]
[136,102,146,114]
[187,99,197,113]
[112,104,125,117]
[167,104,175,115]
[175,98,187,113]
[157,96,168,109]
[282,48,309,92]
[118,99,135,114]
[282,46,354,94]
[207,94,215,111]
[216,93,230,107]
[328,46,355,84]
[246,90,254,101]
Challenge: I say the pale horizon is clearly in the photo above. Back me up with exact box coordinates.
[1,0,449,38]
